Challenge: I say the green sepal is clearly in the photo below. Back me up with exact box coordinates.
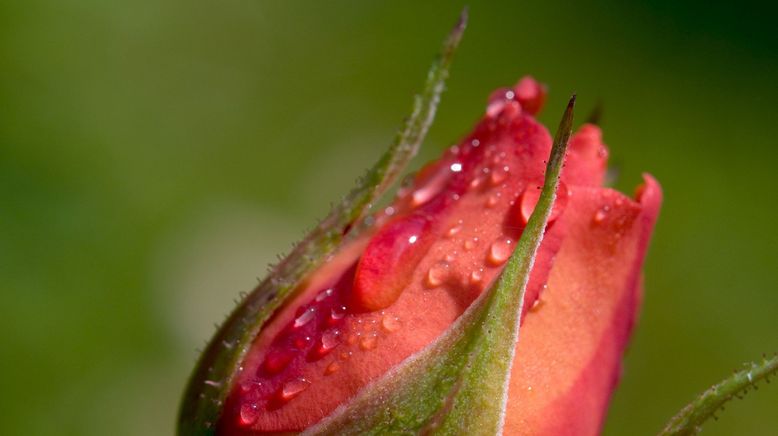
[659,353,778,436]
[304,97,576,436]
[176,10,467,435]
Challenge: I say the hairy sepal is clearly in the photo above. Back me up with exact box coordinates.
[177,10,468,434]
[304,97,576,436]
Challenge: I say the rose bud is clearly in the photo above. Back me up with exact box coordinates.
[179,11,661,436]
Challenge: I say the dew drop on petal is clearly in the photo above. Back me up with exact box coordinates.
[446,224,462,238]
[239,403,259,426]
[315,288,334,302]
[324,361,341,375]
[425,262,449,288]
[381,314,402,332]
[280,378,310,401]
[529,298,544,313]
[486,194,500,208]
[490,168,508,186]
[328,305,347,325]
[411,166,450,207]
[359,333,378,350]
[317,329,341,355]
[486,87,514,118]
[593,205,610,224]
[470,269,484,285]
[293,307,316,328]
[519,182,568,225]
[488,239,514,265]
[463,238,476,251]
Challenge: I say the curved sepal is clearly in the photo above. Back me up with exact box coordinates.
[177,10,468,434]
[303,97,576,436]
[659,353,778,436]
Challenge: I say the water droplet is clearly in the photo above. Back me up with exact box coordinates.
[325,361,341,375]
[450,162,463,172]
[519,182,568,225]
[381,314,402,332]
[293,307,316,328]
[444,252,457,262]
[315,288,334,302]
[316,329,341,356]
[471,139,481,147]
[593,205,610,224]
[488,239,513,265]
[408,235,418,244]
[411,165,450,207]
[470,175,484,189]
[486,193,500,208]
[469,269,484,285]
[239,403,259,426]
[240,380,261,393]
[328,305,347,325]
[529,298,544,313]
[261,350,294,374]
[490,168,508,186]
[280,378,310,401]
[425,262,449,288]
[339,351,352,361]
[204,380,221,388]
[463,238,478,251]
[486,87,515,117]
[359,333,378,350]
[293,335,312,349]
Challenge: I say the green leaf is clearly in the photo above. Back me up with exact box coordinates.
[304,96,577,436]
[659,353,778,436]
[177,9,468,435]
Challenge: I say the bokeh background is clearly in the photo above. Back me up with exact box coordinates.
[2,1,777,435]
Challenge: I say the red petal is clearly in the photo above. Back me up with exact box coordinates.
[504,176,661,435]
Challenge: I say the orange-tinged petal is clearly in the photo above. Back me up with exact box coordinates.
[505,176,661,435]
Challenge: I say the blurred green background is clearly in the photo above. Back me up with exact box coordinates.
[2,1,777,435]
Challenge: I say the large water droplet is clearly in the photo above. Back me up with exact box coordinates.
[490,167,508,185]
[239,403,259,426]
[280,378,310,401]
[486,87,515,118]
[488,238,514,265]
[519,182,568,225]
[316,329,342,356]
[425,262,449,288]
[593,205,610,224]
[469,269,484,285]
[381,313,402,332]
[293,307,316,328]
[446,224,462,238]
[486,193,500,208]
[315,288,334,302]
[328,305,347,326]
[411,165,450,207]
[359,333,378,350]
